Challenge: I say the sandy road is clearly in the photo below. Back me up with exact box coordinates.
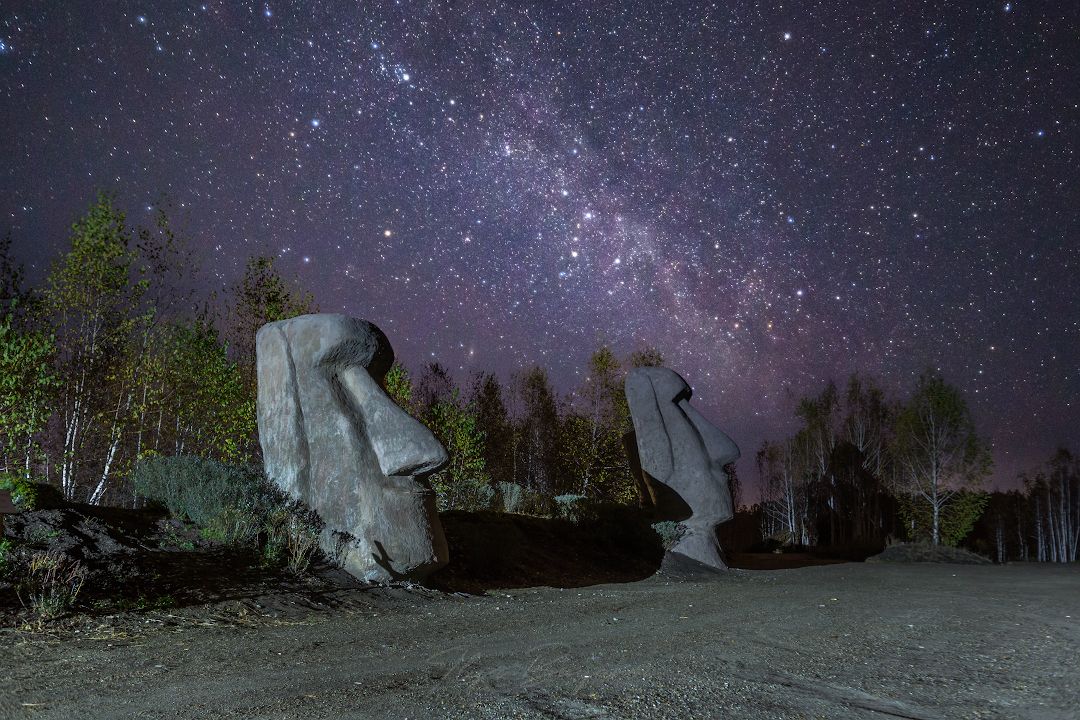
[2,563,1077,719]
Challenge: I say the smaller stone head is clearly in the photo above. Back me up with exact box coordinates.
[257,314,448,582]
[624,367,740,569]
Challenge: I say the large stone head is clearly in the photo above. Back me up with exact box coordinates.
[256,314,448,582]
[624,367,740,569]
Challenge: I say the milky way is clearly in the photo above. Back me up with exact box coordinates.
[2,1,1077,489]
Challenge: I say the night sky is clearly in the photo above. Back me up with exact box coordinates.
[2,1,1077,490]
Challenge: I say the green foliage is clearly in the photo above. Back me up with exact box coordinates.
[892,370,993,545]
[559,345,644,504]
[263,507,321,573]
[41,194,153,502]
[651,520,686,551]
[384,362,416,414]
[899,490,989,546]
[0,471,39,509]
[425,390,492,511]
[496,481,526,513]
[553,493,589,522]
[0,539,14,576]
[133,456,271,529]
[148,320,256,464]
[0,309,60,475]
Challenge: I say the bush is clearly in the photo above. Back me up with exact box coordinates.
[264,508,321,574]
[132,456,274,528]
[13,549,87,618]
[554,494,589,523]
[133,455,322,573]
[497,482,525,513]
[0,471,39,509]
[651,521,686,551]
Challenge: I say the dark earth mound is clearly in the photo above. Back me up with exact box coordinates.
[0,503,370,623]
[2,498,669,623]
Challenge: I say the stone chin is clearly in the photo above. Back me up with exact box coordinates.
[256,313,449,583]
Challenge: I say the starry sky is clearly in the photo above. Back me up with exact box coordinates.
[1,1,1077,491]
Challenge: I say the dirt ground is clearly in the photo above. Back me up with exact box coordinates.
[1,562,1076,720]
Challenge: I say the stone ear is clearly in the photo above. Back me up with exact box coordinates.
[625,371,674,484]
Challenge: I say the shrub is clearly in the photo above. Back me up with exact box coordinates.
[132,456,274,528]
[133,455,323,574]
[554,494,589,523]
[14,549,87,618]
[264,508,322,574]
[497,482,525,514]
[0,471,38,509]
[199,506,263,545]
[651,521,686,551]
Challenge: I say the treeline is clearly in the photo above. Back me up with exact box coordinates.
[381,345,667,513]
[2,196,1076,564]
[752,374,1079,562]
[0,195,660,510]
[973,450,1080,563]
[0,196,320,505]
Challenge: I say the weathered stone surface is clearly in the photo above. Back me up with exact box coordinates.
[257,314,448,582]
[625,367,740,569]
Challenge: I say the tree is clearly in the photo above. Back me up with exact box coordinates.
[388,362,491,510]
[0,233,33,314]
[513,366,560,497]
[229,255,317,371]
[148,318,255,464]
[628,345,664,369]
[424,390,491,511]
[757,436,813,546]
[469,372,513,485]
[0,309,60,478]
[573,346,634,500]
[41,194,151,503]
[1022,449,1080,563]
[415,362,455,416]
[892,370,992,545]
[384,362,417,414]
[796,381,840,542]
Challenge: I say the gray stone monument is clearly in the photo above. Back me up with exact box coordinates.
[625,367,740,569]
[256,314,449,582]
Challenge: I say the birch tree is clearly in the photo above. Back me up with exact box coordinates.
[41,195,148,502]
[892,370,992,545]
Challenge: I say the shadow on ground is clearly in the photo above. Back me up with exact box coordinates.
[1,498,667,622]
[428,508,665,593]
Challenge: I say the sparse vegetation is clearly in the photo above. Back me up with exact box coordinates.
[13,548,88,618]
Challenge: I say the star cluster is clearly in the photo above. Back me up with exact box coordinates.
[2,1,1077,486]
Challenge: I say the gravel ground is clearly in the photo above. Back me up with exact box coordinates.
[1,562,1077,720]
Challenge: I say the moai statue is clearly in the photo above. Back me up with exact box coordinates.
[625,367,740,569]
[257,314,448,582]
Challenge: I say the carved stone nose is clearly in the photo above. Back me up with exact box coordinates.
[337,366,448,477]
